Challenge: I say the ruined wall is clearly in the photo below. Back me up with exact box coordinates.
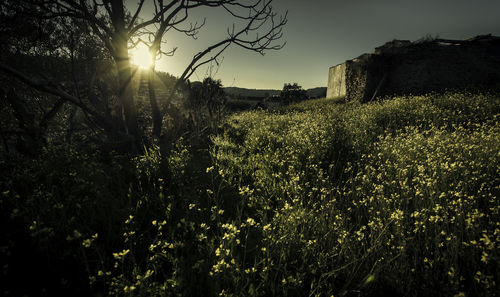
[328,53,388,102]
[328,36,500,102]
[326,63,346,98]
[344,59,367,101]
[382,42,500,97]
[345,54,389,102]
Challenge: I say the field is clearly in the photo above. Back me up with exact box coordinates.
[1,92,499,296]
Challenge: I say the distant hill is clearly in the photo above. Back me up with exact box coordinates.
[223,87,280,99]
[306,87,328,98]
[224,86,326,99]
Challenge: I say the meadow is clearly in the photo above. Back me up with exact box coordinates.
[1,92,499,296]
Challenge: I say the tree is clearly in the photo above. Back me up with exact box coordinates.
[280,82,307,104]
[184,77,226,132]
[0,0,287,151]
[0,2,117,154]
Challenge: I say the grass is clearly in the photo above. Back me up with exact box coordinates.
[0,92,499,296]
[211,92,499,296]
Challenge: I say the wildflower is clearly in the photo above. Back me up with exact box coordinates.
[124,286,136,292]
[82,239,92,248]
[113,249,130,260]
[144,269,153,278]
[29,221,37,231]
[481,251,489,263]
[125,215,134,224]
[246,218,256,226]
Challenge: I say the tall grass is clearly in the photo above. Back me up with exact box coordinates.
[210,92,499,296]
[1,92,498,296]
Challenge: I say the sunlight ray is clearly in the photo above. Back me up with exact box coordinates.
[130,43,153,69]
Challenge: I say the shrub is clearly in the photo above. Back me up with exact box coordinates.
[280,83,307,104]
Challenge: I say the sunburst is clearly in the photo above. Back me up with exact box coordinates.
[130,43,153,69]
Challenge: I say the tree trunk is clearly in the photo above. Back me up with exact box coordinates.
[148,67,162,140]
[115,48,140,141]
[110,0,142,150]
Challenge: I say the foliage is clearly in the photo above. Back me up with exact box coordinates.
[184,77,227,132]
[280,83,307,104]
[211,92,500,296]
[0,146,135,296]
[1,0,287,147]
[1,92,499,296]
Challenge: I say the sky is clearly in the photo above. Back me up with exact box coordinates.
[133,0,500,90]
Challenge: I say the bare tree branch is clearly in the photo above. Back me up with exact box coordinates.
[159,0,287,119]
[128,0,181,37]
[129,0,145,27]
[0,63,108,126]
[5,0,288,143]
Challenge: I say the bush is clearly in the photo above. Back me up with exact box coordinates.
[0,146,135,296]
[280,83,307,104]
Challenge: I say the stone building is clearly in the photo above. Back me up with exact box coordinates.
[326,35,500,101]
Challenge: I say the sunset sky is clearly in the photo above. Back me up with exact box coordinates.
[141,0,500,89]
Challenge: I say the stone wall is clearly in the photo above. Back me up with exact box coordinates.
[326,63,347,98]
[344,54,387,102]
[327,35,500,101]
[382,41,500,97]
[344,59,367,101]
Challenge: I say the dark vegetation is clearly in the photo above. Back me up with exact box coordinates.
[0,0,287,153]
[1,90,499,297]
[0,1,499,297]
[279,83,307,104]
[224,86,326,100]
[225,83,324,111]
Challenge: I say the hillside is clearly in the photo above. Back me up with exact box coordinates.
[224,86,326,98]
[211,92,500,296]
[224,87,280,98]
[2,91,499,297]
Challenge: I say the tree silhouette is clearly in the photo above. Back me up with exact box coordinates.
[280,83,307,104]
[184,77,226,132]
[0,0,287,151]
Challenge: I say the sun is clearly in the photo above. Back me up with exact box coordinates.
[130,43,153,69]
